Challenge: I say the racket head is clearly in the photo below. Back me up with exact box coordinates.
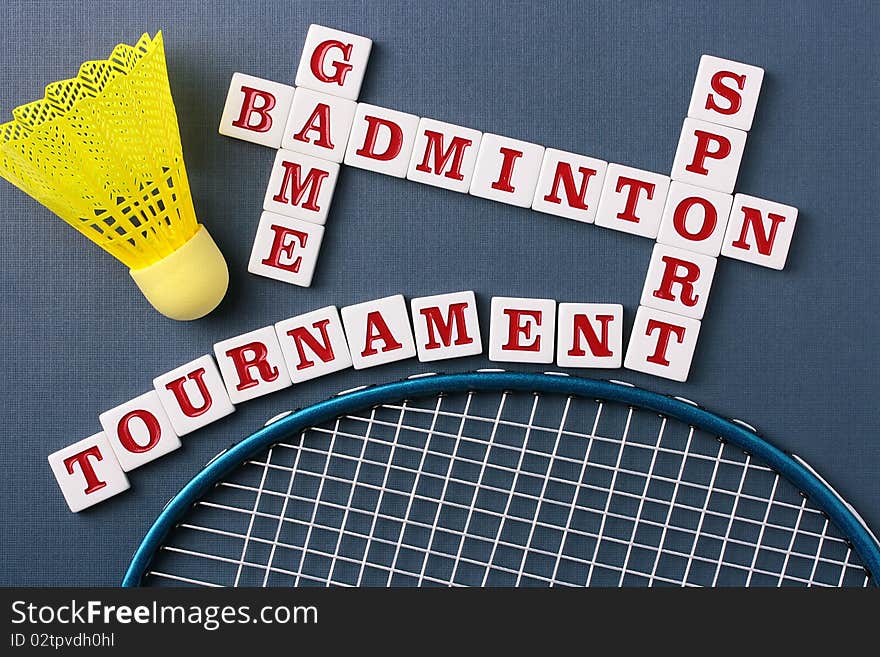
[123,371,880,587]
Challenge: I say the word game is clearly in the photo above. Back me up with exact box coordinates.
[218,25,798,383]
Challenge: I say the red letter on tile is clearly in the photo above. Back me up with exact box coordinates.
[285,319,336,370]
[731,206,787,255]
[615,176,656,223]
[362,311,404,357]
[419,303,474,350]
[164,369,213,418]
[672,196,718,241]
[706,71,746,115]
[653,256,703,308]
[543,163,598,210]
[116,410,162,454]
[686,130,732,176]
[310,40,354,86]
[292,103,334,149]
[231,86,277,132]
[355,116,403,161]
[645,319,687,366]
[415,131,473,181]
[225,342,281,390]
[502,309,542,352]
[261,224,308,274]
[568,314,614,358]
[272,161,330,212]
[63,447,107,495]
[491,148,524,193]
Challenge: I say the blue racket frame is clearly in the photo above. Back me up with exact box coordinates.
[123,371,880,586]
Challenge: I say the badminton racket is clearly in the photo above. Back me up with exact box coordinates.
[123,371,880,587]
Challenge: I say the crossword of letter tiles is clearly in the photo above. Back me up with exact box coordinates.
[641,243,717,320]
[688,55,765,131]
[48,433,130,512]
[488,296,556,364]
[406,118,483,193]
[263,149,339,225]
[532,149,608,224]
[153,355,236,436]
[341,295,418,369]
[214,326,293,404]
[295,24,373,100]
[624,306,702,382]
[594,164,671,238]
[275,306,353,383]
[556,303,623,368]
[208,41,794,383]
[410,291,483,362]
[219,73,295,148]
[281,87,357,163]
[98,392,182,472]
[248,211,325,287]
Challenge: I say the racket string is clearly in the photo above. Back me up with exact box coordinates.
[232,430,841,545]
[165,460,861,584]
[262,434,305,587]
[549,397,603,586]
[182,483,852,585]
[479,392,533,586]
[521,394,572,586]
[449,390,509,586]
[354,399,409,586]
[648,425,695,584]
[296,416,346,587]
[322,408,806,507]
[386,396,444,586]
[618,413,666,586]
[151,482,868,583]
[232,444,274,586]
[327,411,376,585]
[144,390,871,587]
[585,405,634,585]
[416,390,474,585]
[682,437,726,585]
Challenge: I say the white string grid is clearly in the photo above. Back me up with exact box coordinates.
[144,390,872,587]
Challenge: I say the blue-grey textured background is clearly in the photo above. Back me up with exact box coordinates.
[0,0,877,586]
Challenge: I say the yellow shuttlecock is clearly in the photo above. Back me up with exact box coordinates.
[0,32,228,320]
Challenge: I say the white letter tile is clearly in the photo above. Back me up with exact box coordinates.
[153,355,235,436]
[410,291,483,362]
[488,296,556,364]
[275,306,353,383]
[99,391,182,472]
[48,433,130,512]
[341,295,417,369]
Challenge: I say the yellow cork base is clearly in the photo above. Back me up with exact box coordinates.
[129,225,228,320]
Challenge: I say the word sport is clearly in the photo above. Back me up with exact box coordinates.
[218,27,798,385]
[49,292,629,512]
[627,55,797,381]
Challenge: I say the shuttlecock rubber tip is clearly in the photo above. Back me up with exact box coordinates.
[129,225,229,321]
